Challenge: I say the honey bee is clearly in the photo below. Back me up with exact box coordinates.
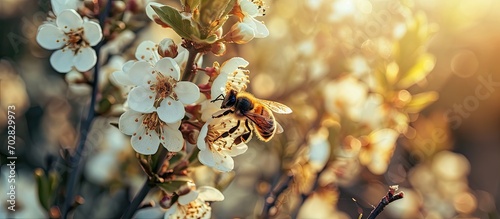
[212,89,292,142]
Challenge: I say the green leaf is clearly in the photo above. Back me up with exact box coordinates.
[405,91,439,113]
[397,53,435,89]
[157,177,193,193]
[152,5,201,41]
[35,169,51,211]
[183,0,201,10]
[188,147,200,164]
[199,0,231,26]
[169,151,186,166]
[393,12,434,82]
[215,172,235,191]
[373,62,391,95]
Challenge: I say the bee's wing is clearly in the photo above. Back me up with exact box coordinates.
[244,112,275,142]
[259,99,292,114]
[276,121,284,134]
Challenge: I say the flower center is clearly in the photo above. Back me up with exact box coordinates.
[65,27,89,54]
[154,75,178,101]
[142,112,164,133]
[181,200,210,218]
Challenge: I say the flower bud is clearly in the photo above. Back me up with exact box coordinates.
[158,38,178,58]
[215,27,224,38]
[177,181,197,196]
[225,22,255,44]
[159,195,172,209]
[211,42,226,56]
[112,1,126,14]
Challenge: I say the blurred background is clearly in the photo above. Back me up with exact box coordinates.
[1,0,500,218]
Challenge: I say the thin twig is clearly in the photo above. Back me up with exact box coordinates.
[261,172,294,218]
[121,180,154,219]
[366,185,404,219]
[62,1,112,218]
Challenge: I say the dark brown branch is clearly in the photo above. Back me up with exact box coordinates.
[366,185,404,219]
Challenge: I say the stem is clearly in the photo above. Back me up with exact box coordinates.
[261,173,294,218]
[181,45,199,82]
[62,1,112,218]
[121,180,154,219]
[366,186,404,219]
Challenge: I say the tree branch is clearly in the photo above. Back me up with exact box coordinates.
[62,1,112,218]
[366,185,404,219]
[121,180,154,219]
[261,172,294,218]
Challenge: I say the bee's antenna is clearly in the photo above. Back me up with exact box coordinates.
[210,94,225,103]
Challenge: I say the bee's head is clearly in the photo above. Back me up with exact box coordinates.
[221,89,238,108]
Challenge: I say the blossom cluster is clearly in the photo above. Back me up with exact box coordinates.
[32,0,284,217]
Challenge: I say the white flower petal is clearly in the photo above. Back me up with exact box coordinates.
[51,0,79,15]
[50,48,74,73]
[164,204,178,219]
[198,150,216,168]
[56,9,83,33]
[83,21,103,46]
[198,186,224,202]
[74,47,97,72]
[134,206,165,219]
[118,110,143,135]
[155,58,180,80]
[228,22,255,44]
[136,40,160,64]
[174,45,188,68]
[128,61,155,86]
[198,149,234,172]
[220,57,249,75]
[201,100,222,122]
[112,71,134,86]
[224,143,248,157]
[244,16,269,38]
[122,60,135,72]
[161,125,183,152]
[146,2,164,21]
[174,81,200,104]
[157,97,185,123]
[197,123,209,150]
[211,76,228,100]
[128,86,155,113]
[178,190,199,205]
[36,24,66,49]
[131,126,160,155]
[239,0,260,16]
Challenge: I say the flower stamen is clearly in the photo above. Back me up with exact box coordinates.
[65,27,89,54]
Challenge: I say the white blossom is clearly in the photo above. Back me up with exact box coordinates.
[119,109,184,155]
[233,0,269,38]
[36,9,102,73]
[197,116,250,172]
[164,186,224,219]
[112,41,200,123]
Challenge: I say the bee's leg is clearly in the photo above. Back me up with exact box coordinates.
[239,119,253,142]
[212,109,234,118]
[215,120,241,141]
[210,93,225,103]
[244,119,252,131]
